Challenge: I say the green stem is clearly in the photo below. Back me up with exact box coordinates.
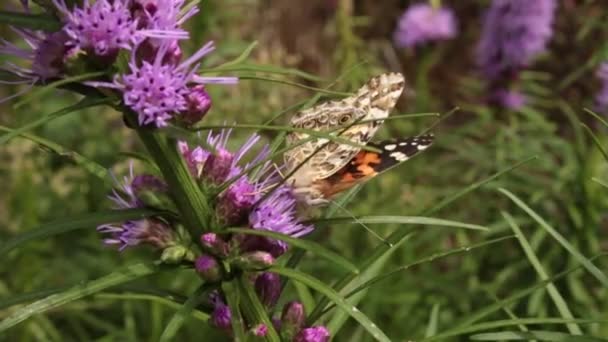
[135,126,211,237]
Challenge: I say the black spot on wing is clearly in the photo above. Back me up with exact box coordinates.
[367,134,434,173]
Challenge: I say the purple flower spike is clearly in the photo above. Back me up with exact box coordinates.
[490,88,527,110]
[247,186,314,257]
[178,141,209,178]
[97,218,175,250]
[97,41,237,127]
[53,0,139,59]
[204,148,234,184]
[476,0,557,80]
[596,63,608,112]
[255,272,281,308]
[195,254,222,282]
[294,326,331,342]
[393,3,458,48]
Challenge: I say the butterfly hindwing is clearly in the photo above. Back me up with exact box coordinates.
[314,134,434,199]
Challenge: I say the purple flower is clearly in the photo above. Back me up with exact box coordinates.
[210,294,232,331]
[294,326,331,342]
[107,162,141,210]
[393,3,458,48]
[52,0,187,60]
[200,233,229,256]
[476,0,557,80]
[195,254,222,282]
[254,272,281,308]
[216,177,258,225]
[97,218,175,250]
[182,85,212,125]
[251,324,268,337]
[178,141,209,178]
[490,88,527,110]
[0,29,74,102]
[97,41,237,127]
[596,63,608,112]
[131,0,198,40]
[246,186,314,257]
[281,301,306,339]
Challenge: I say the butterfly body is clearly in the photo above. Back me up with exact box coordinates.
[284,72,433,206]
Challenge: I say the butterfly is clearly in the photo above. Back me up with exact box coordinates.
[283,72,434,206]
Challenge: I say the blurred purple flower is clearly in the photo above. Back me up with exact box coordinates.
[94,41,237,127]
[178,141,209,178]
[490,88,527,110]
[209,293,232,331]
[294,326,331,342]
[393,3,457,48]
[595,63,608,112]
[195,254,222,282]
[476,0,557,80]
[97,218,175,250]
[0,30,74,102]
[251,324,268,337]
[182,85,212,124]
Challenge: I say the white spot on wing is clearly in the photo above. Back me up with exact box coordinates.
[417,144,428,150]
[390,152,409,162]
[399,142,408,146]
[384,144,397,151]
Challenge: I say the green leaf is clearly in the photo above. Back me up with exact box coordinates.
[0,208,159,256]
[159,284,208,342]
[425,304,441,338]
[238,75,352,97]
[15,71,108,109]
[225,228,359,274]
[499,188,608,288]
[212,41,259,69]
[206,63,326,83]
[0,262,162,332]
[237,277,281,342]
[471,330,608,341]
[222,281,247,342]
[0,96,112,145]
[0,11,60,31]
[270,266,391,342]
[0,125,112,183]
[502,211,582,335]
[311,216,489,231]
[423,318,608,341]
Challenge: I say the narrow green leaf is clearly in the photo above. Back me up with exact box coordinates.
[311,216,489,231]
[225,228,358,274]
[581,122,608,162]
[591,177,608,188]
[206,63,325,82]
[0,11,60,31]
[237,277,281,342]
[471,330,608,341]
[238,75,352,97]
[0,96,112,145]
[222,281,247,342]
[0,208,158,256]
[0,262,162,332]
[159,284,208,342]
[423,318,607,341]
[213,41,259,69]
[0,125,112,183]
[584,108,608,129]
[270,267,391,342]
[500,188,608,288]
[0,287,70,310]
[425,304,441,338]
[15,71,107,109]
[135,126,210,237]
[502,211,582,335]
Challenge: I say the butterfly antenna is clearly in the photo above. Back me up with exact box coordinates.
[327,199,393,247]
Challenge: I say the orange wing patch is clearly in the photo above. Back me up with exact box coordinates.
[313,150,381,198]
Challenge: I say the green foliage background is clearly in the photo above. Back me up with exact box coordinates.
[1,0,608,341]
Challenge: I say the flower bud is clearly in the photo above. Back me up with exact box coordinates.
[233,251,275,271]
[216,178,257,225]
[254,272,281,308]
[161,245,188,264]
[280,301,306,340]
[294,326,331,342]
[211,303,232,331]
[250,324,268,337]
[200,233,229,257]
[182,85,212,125]
[195,254,222,282]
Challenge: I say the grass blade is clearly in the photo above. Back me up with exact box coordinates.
[0,208,159,256]
[14,72,107,108]
[499,188,608,288]
[225,228,359,274]
[471,330,608,341]
[237,276,281,342]
[311,216,489,231]
[0,262,162,332]
[425,304,441,338]
[159,284,208,342]
[502,211,582,335]
[270,266,391,342]
[222,281,247,341]
[0,11,60,31]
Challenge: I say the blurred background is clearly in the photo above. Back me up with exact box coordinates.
[1,0,608,340]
